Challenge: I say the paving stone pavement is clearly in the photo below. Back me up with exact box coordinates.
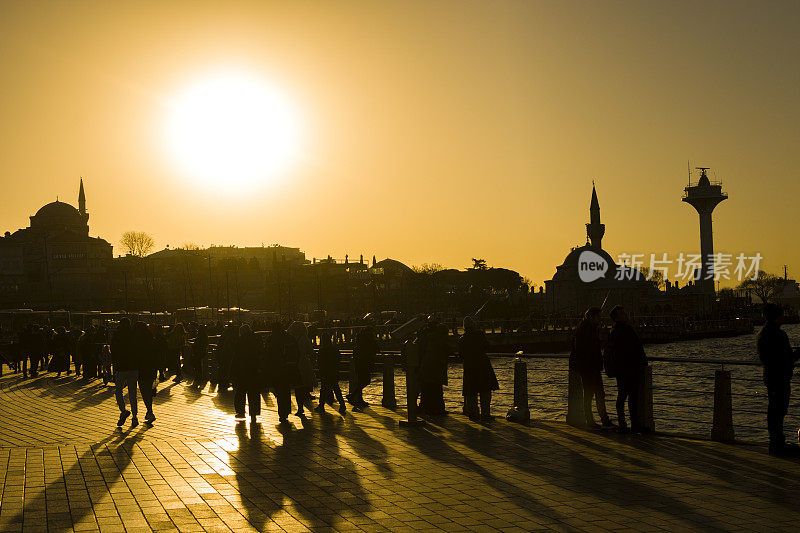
[1,372,800,532]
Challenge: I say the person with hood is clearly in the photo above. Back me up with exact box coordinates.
[231,324,265,424]
[111,318,139,427]
[757,303,800,455]
[419,320,450,416]
[133,321,157,424]
[315,334,346,415]
[570,307,613,429]
[287,321,316,416]
[459,316,499,421]
[347,325,379,410]
[265,322,301,423]
[605,306,648,433]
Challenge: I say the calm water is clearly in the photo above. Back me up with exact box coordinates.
[361,324,800,443]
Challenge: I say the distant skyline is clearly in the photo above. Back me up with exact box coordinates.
[1,1,798,287]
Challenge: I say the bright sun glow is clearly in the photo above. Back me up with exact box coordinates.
[165,72,301,190]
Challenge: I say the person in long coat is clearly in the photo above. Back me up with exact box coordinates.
[216,323,238,392]
[48,327,71,376]
[419,321,450,416]
[133,321,157,424]
[231,324,264,423]
[78,326,98,379]
[347,325,378,409]
[287,321,316,416]
[459,316,499,421]
[315,334,346,415]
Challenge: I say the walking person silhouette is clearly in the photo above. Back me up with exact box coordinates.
[111,318,139,427]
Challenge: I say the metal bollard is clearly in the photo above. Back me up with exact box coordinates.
[712,369,735,442]
[506,357,530,423]
[381,353,397,409]
[566,369,584,427]
[636,366,655,432]
[399,362,424,427]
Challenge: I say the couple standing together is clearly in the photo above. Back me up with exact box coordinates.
[571,305,648,432]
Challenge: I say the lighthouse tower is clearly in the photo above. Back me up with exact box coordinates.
[682,167,727,300]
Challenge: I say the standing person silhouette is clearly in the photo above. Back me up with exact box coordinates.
[48,327,71,377]
[420,320,450,416]
[191,324,209,387]
[231,324,264,424]
[605,306,647,433]
[347,325,378,410]
[459,316,499,421]
[757,303,800,456]
[571,307,614,429]
[216,323,238,392]
[167,323,187,381]
[111,318,139,427]
[315,334,346,415]
[288,321,316,416]
[265,323,301,423]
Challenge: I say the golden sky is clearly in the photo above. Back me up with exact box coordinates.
[1,0,798,287]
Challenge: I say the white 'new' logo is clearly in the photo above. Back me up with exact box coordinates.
[578,250,609,282]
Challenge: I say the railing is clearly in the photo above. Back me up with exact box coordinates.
[189,335,797,443]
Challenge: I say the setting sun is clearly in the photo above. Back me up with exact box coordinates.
[164,72,301,191]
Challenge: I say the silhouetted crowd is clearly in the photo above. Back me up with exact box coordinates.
[5,304,794,455]
[0,316,501,427]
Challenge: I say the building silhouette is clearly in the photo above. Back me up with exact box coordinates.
[0,179,113,309]
[545,184,662,316]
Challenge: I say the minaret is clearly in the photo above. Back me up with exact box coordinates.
[78,178,87,218]
[586,183,605,249]
[682,167,727,297]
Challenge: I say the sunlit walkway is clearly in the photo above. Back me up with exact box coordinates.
[1,374,799,532]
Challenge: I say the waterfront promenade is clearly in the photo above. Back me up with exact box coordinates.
[1,374,799,532]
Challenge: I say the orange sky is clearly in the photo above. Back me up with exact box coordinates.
[1,1,798,287]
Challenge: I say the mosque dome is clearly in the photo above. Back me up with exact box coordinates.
[35,201,81,219]
[30,200,87,233]
[552,244,618,282]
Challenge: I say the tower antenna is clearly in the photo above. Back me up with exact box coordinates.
[688,160,691,185]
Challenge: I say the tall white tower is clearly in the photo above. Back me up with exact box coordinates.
[682,167,727,298]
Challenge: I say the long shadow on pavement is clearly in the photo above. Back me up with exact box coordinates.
[5,426,149,531]
[227,416,373,529]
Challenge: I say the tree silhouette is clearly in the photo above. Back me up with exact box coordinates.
[737,270,787,303]
[471,258,488,270]
[120,230,154,257]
